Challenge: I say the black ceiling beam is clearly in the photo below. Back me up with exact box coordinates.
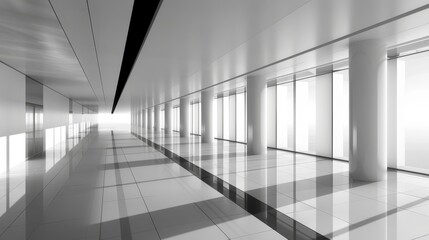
[111,0,162,113]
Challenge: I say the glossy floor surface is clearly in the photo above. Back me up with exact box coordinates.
[138,131,429,240]
[0,128,284,240]
[3,128,429,240]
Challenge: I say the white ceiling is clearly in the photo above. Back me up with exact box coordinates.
[2,0,429,113]
[0,0,92,106]
[123,0,429,111]
[0,0,133,112]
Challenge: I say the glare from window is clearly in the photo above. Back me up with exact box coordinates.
[397,51,429,171]
[98,113,131,131]
[333,70,349,160]
[223,96,230,140]
[236,93,245,142]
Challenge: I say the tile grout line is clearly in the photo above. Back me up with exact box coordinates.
[109,132,134,240]
[193,203,231,240]
[134,132,329,240]
[98,144,107,240]
[121,141,162,239]
[157,134,429,239]
[129,134,232,239]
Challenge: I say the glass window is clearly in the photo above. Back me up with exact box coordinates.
[296,74,332,157]
[176,108,180,131]
[236,92,246,142]
[191,102,200,134]
[173,108,176,131]
[223,96,229,139]
[173,107,180,131]
[213,98,217,138]
[296,78,316,154]
[160,109,165,129]
[397,51,429,172]
[277,82,295,150]
[229,95,236,141]
[267,86,277,148]
[9,133,25,170]
[217,97,223,138]
[191,104,194,133]
[333,70,349,160]
[0,137,6,173]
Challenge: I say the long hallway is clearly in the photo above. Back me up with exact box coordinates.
[0,128,284,240]
[3,1,429,239]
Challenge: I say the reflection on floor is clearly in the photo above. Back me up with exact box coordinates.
[137,131,429,240]
[0,128,285,240]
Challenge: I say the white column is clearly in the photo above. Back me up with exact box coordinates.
[387,59,398,168]
[154,105,161,133]
[137,109,141,136]
[180,97,190,137]
[147,108,153,133]
[201,89,214,143]
[349,39,387,181]
[165,102,173,134]
[131,108,134,132]
[247,75,267,155]
[142,109,146,133]
[140,107,143,134]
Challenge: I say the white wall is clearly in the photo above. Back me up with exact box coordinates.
[0,63,25,137]
[43,86,69,129]
[73,102,82,124]
[82,107,87,123]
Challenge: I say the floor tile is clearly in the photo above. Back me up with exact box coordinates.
[231,230,286,240]
[212,214,271,239]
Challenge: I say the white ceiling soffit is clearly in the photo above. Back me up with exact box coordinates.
[121,0,429,110]
[123,0,311,108]
[49,0,134,112]
[87,0,134,113]
[0,0,96,107]
[50,0,105,108]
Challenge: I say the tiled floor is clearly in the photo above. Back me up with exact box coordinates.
[0,128,283,240]
[139,131,429,240]
[3,127,429,239]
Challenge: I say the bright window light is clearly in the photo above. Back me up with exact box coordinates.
[98,113,131,131]
[223,96,230,139]
[9,133,25,170]
[0,137,6,173]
